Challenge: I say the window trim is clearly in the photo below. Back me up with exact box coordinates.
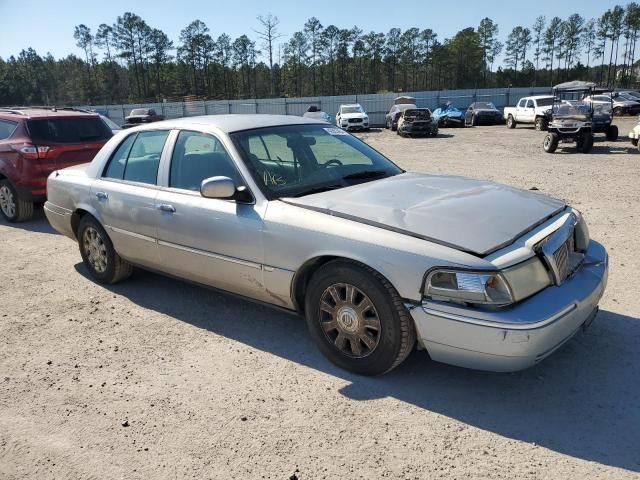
[101,129,170,186]
[166,129,255,204]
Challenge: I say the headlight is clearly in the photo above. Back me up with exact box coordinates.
[425,270,513,305]
[425,257,552,306]
[363,116,369,121]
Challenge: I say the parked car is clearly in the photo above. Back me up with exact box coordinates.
[464,102,504,126]
[0,107,113,222]
[396,108,438,137]
[303,105,331,124]
[336,104,369,131]
[503,95,555,130]
[627,117,640,151]
[584,93,640,116]
[44,114,607,375]
[617,90,640,102]
[385,97,417,131]
[122,108,164,128]
[431,103,465,127]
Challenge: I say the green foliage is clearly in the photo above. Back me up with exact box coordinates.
[1,5,639,106]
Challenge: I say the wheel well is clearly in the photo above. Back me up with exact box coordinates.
[291,256,396,315]
[70,208,91,239]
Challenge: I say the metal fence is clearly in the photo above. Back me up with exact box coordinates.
[83,86,553,127]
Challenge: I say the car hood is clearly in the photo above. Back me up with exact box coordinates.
[283,172,566,256]
[476,108,501,114]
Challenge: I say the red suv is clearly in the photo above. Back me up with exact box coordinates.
[0,108,113,222]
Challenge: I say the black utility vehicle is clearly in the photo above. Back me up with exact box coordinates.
[543,81,597,154]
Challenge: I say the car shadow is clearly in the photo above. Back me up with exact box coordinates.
[74,263,640,473]
[0,206,59,235]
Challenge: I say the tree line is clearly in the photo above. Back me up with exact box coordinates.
[0,4,639,107]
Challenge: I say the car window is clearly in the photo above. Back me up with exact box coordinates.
[526,100,534,108]
[27,117,112,143]
[169,130,239,191]
[518,99,526,107]
[0,119,18,140]
[103,130,168,184]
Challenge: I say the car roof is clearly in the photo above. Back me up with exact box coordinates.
[0,108,100,120]
[124,114,326,133]
[340,104,361,108]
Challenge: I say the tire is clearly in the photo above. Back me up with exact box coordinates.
[0,179,34,222]
[614,106,623,116]
[304,260,416,376]
[535,116,548,131]
[580,133,594,153]
[384,118,390,129]
[543,133,559,153]
[632,138,638,146]
[507,115,516,129]
[77,215,133,284]
[391,122,397,132]
[471,115,478,126]
[606,125,619,141]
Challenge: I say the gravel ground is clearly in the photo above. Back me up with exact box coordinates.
[1,118,639,479]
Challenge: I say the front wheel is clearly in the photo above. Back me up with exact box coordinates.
[535,116,548,131]
[471,115,478,126]
[543,133,559,153]
[580,133,594,153]
[304,260,416,376]
[614,106,623,116]
[0,180,33,222]
[77,215,133,284]
[507,115,516,129]
[606,125,619,141]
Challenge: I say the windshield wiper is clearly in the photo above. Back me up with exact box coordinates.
[291,183,344,197]
[342,170,389,181]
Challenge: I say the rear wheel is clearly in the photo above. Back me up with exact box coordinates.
[0,180,33,222]
[471,115,478,126]
[507,115,516,129]
[580,133,594,153]
[606,125,619,141]
[77,215,133,284]
[535,116,548,131]
[614,106,623,116]
[304,260,416,376]
[543,133,559,153]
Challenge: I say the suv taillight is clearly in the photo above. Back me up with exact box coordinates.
[10,143,50,159]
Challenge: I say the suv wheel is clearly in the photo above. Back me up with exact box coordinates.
[507,115,516,129]
[606,125,619,141]
[304,260,416,375]
[0,180,34,222]
[78,215,133,284]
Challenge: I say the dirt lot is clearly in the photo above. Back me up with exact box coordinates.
[1,118,639,479]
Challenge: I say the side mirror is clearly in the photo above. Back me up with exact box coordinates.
[200,176,236,199]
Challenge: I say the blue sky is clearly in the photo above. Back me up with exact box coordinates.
[0,0,622,65]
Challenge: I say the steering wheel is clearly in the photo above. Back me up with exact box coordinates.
[322,159,343,168]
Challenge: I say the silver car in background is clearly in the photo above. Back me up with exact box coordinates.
[44,115,608,375]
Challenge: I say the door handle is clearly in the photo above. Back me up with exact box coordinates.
[157,204,176,213]
[95,191,108,200]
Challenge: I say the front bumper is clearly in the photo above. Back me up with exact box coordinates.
[399,123,438,135]
[408,241,608,372]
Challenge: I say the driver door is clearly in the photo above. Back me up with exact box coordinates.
[154,130,266,299]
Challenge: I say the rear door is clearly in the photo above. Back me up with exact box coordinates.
[91,129,171,268]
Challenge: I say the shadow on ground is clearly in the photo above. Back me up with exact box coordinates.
[0,206,58,235]
[75,263,640,473]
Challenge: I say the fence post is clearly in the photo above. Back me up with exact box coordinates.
[284,98,289,115]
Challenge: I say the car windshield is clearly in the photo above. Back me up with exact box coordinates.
[536,97,554,107]
[404,109,430,119]
[475,102,496,109]
[618,92,637,102]
[231,124,402,199]
[341,106,363,114]
[130,109,149,116]
[398,104,417,111]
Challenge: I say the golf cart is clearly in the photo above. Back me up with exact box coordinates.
[543,81,597,154]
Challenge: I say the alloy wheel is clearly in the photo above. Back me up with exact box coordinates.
[0,185,16,219]
[83,226,108,273]
[318,283,381,358]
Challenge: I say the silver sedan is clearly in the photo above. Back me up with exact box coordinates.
[44,115,608,375]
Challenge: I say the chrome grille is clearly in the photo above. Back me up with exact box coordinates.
[538,214,584,285]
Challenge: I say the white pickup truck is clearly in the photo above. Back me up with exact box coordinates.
[503,95,555,130]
